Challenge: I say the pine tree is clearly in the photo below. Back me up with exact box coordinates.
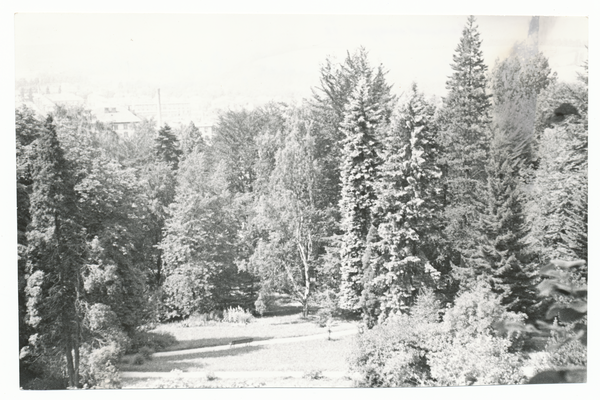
[527,60,588,281]
[489,17,555,165]
[311,47,396,209]
[154,123,182,168]
[338,77,385,311]
[181,121,206,155]
[439,15,492,272]
[473,132,537,316]
[24,115,85,388]
[365,84,444,322]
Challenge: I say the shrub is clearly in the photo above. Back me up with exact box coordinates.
[139,346,154,360]
[313,289,342,327]
[205,371,218,381]
[303,369,324,380]
[254,292,274,317]
[128,330,177,354]
[427,334,526,386]
[132,354,145,365]
[79,342,123,389]
[348,291,441,387]
[545,321,587,368]
[348,284,527,387]
[223,306,253,324]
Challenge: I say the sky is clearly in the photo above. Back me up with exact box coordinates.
[14,13,588,101]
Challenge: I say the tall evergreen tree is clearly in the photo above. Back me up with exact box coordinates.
[338,77,386,312]
[439,15,493,274]
[472,132,538,316]
[154,123,182,169]
[311,47,396,208]
[364,84,444,324]
[527,65,588,278]
[16,106,43,384]
[489,17,555,165]
[24,115,86,388]
[180,121,206,156]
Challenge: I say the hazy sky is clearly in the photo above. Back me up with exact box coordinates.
[14,14,588,101]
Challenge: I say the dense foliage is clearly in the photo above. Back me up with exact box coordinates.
[17,16,586,388]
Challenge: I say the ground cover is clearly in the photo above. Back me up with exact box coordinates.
[148,297,356,352]
[121,334,354,373]
[119,298,359,388]
[122,373,354,388]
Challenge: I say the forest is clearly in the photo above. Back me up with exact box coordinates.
[17,16,587,389]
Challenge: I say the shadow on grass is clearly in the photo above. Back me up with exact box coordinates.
[121,346,265,373]
[260,304,303,318]
[169,336,275,351]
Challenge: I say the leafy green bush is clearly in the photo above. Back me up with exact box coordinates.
[79,343,122,389]
[254,292,275,317]
[223,306,253,324]
[303,369,324,380]
[495,259,587,383]
[348,284,527,387]
[205,371,218,381]
[348,290,441,387]
[132,354,145,365]
[313,289,343,327]
[128,330,177,354]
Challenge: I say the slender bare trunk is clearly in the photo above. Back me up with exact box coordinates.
[65,341,76,388]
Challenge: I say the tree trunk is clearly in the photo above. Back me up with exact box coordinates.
[65,341,76,388]
[302,299,309,318]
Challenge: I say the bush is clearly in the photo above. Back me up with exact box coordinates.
[139,346,154,360]
[348,291,441,387]
[348,284,528,387]
[313,289,342,327]
[223,306,253,324]
[254,292,275,317]
[303,369,324,380]
[128,330,177,354]
[545,321,587,368]
[132,354,145,365]
[205,371,218,381]
[79,342,122,389]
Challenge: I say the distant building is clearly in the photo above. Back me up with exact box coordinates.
[94,107,142,137]
[33,92,85,115]
[128,102,192,127]
[196,124,214,137]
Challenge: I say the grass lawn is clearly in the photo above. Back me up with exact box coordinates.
[150,304,357,352]
[121,334,355,373]
[123,374,355,388]
[119,298,360,387]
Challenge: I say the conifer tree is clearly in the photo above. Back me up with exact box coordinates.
[439,15,492,272]
[25,115,85,388]
[472,132,538,316]
[154,123,182,168]
[365,84,443,322]
[338,77,385,311]
[311,47,395,208]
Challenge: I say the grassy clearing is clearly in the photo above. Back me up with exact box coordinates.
[121,335,354,373]
[151,311,356,352]
[122,374,354,388]
[120,297,359,387]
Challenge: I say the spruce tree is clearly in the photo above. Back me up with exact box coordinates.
[473,133,537,316]
[366,84,443,322]
[439,15,492,274]
[25,115,85,388]
[338,77,385,311]
[154,123,182,168]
